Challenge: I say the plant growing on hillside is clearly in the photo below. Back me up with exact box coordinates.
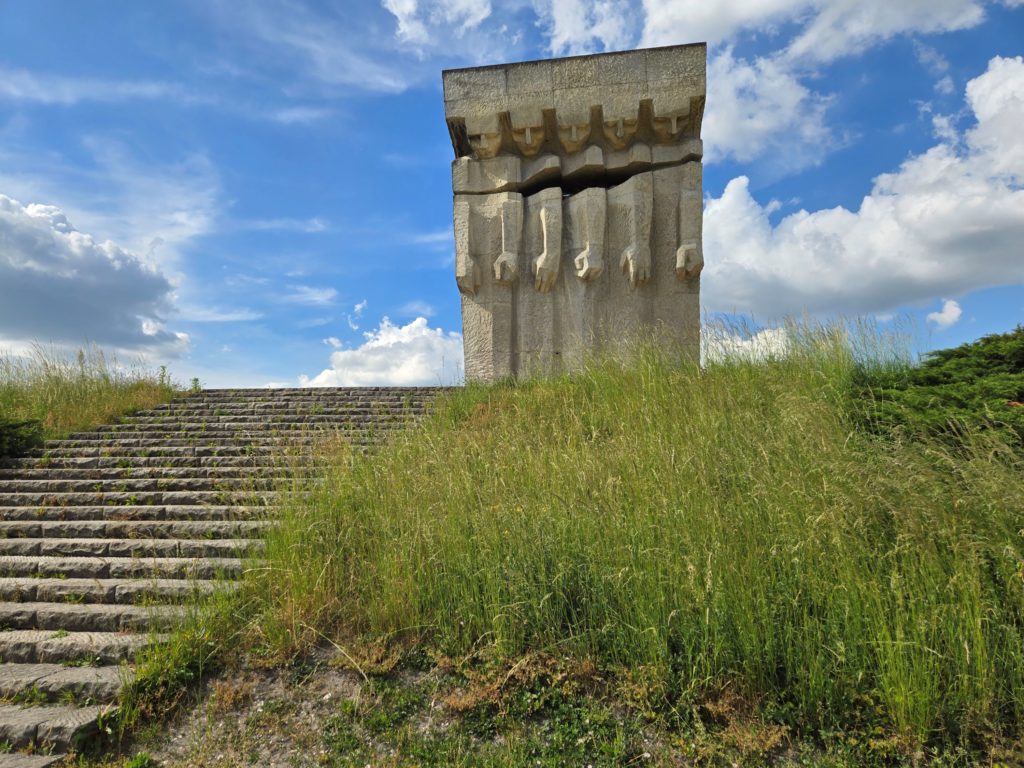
[0,418,42,459]
[853,325,1024,446]
[0,342,182,454]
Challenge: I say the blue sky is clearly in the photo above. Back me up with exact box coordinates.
[0,0,1021,386]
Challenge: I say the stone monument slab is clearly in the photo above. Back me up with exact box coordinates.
[444,43,706,381]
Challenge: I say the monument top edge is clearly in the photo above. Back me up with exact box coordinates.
[440,42,706,78]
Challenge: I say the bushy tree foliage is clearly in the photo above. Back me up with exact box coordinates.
[854,325,1024,446]
[0,418,42,459]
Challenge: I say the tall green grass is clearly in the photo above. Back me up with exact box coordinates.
[246,324,1024,748]
[0,343,181,446]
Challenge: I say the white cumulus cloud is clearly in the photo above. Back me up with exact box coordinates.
[703,326,790,363]
[701,56,1024,320]
[383,0,493,44]
[640,0,988,57]
[704,48,833,169]
[301,316,463,386]
[540,0,637,56]
[926,299,963,329]
[0,194,186,353]
[640,0,997,172]
[784,0,986,64]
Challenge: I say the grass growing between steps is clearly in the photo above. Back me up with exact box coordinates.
[121,324,1024,766]
[0,343,182,452]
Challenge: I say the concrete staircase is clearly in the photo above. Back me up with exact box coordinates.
[0,387,441,766]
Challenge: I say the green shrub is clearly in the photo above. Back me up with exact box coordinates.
[853,325,1024,446]
[0,417,42,459]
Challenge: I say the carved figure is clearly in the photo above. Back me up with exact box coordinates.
[495,198,522,284]
[444,44,706,381]
[533,188,562,293]
[620,173,652,288]
[568,187,606,282]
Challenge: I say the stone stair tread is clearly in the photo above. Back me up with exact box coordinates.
[0,662,126,703]
[0,702,111,750]
[0,538,262,558]
[0,519,268,538]
[30,446,317,458]
[0,491,274,507]
[0,506,264,522]
[0,468,298,479]
[1,456,298,469]
[0,556,243,579]
[0,478,278,491]
[0,577,235,605]
[0,630,162,664]
[0,602,183,632]
[0,753,64,768]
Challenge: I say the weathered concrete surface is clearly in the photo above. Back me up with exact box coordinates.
[444,44,706,381]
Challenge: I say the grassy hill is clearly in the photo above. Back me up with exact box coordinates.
[120,324,1024,766]
[0,343,182,457]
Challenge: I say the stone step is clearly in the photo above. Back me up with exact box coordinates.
[0,577,234,605]
[74,424,396,439]
[138,405,429,416]
[0,519,268,540]
[0,506,264,522]
[0,663,125,704]
[33,445,316,459]
[51,433,334,444]
[0,490,273,507]
[0,466,304,480]
[101,415,415,429]
[1,456,300,470]
[0,538,261,559]
[0,477,280,493]
[0,556,243,580]
[0,602,183,633]
[159,386,440,398]
[0,702,111,751]
[0,630,159,665]
[0,752,65,767]
[45,436,369,449]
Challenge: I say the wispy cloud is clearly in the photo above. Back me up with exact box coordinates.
[0,66,198,106]
[281,285,338,306]
[271,106,333,124]
[240,216,328,233]
[207,0,412,93]
[347,299,367,330]
[178,306,264,322]
[0,136,221,272]
[399,300,436,318]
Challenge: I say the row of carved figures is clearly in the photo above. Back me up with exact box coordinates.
[454,180,703,297]
[447,97,705,159]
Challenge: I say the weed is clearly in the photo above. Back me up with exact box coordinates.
[125,752,159,768]
[14,686,47,706]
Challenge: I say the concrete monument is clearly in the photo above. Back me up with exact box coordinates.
[443,43,706,381]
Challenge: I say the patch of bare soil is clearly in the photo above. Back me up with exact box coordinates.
[143,648,365,767]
